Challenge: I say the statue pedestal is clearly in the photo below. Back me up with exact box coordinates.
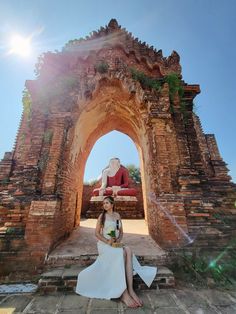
[85,196,144,219]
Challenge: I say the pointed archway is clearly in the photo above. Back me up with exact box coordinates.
[81,130,143,219]
[67,78,150,227]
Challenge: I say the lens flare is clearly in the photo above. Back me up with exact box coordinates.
[207,246,230,270]
[9,34,32,57]
[209,261,216,268]
[149,192,194,244]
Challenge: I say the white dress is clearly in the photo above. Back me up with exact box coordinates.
[75,219,157,299]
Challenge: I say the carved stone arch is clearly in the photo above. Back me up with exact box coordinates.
[63,78,152,227]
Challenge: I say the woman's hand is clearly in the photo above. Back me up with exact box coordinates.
[108,237,116,246]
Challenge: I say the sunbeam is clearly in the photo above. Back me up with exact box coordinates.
[149,192,194,245]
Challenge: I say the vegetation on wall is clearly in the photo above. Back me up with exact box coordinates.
[33,52,189,120]
[163,72,185,114]
[163,73,183,101]
[130,68,189,119]
[130,68,161,91]
[95,61,109,74]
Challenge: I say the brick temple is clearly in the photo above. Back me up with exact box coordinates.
[0,19,236,278]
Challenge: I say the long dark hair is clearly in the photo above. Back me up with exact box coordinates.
[101,196,115,227]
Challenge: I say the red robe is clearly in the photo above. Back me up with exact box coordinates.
[93,166,137,196]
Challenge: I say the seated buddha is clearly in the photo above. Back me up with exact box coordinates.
[92,157,137,197]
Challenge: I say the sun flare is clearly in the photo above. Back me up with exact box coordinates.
[9,34,32,57]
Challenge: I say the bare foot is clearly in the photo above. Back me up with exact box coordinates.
[121,289,138,308]
[129,290,143,307]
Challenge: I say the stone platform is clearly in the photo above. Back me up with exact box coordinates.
[46,219,167,268]
[85,196,144,219]
[40,219,173,293]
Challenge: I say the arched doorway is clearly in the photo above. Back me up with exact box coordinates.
[47,125,166,263]
[81,130,143,219]
[60,78,155,236]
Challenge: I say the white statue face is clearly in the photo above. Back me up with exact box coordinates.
[109,158,120,169]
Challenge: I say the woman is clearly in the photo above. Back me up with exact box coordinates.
[75,196,157,308]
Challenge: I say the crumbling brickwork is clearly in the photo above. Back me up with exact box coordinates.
[0,19,235,277]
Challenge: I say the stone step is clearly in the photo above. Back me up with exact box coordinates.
[85,211,144,219]
[45,253,169,268]
[38,265,175,293]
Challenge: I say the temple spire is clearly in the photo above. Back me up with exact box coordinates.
[108,18,120,29]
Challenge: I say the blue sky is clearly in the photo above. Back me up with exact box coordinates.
[0,0,235,182]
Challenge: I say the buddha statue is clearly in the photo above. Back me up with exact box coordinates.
[92,158,137,197]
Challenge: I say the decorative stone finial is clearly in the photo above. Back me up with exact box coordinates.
[108,19,119,29]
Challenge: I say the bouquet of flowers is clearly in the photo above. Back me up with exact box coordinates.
[107,230,116,238]
[107,230,123,248]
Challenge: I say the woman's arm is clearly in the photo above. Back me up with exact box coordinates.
[95,214,115,245]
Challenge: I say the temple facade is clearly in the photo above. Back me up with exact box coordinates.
[0,19,235,277]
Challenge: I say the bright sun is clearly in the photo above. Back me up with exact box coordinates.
[9,34,32,57]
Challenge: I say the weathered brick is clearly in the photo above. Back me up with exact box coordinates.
[0,19,235,278]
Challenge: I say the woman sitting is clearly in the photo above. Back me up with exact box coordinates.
[75,196,157,308]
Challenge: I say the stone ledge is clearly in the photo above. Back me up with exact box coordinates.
[38,265,175,293]
[90,196,138,202]
[187,213,210,217]
[45,254,168,268]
